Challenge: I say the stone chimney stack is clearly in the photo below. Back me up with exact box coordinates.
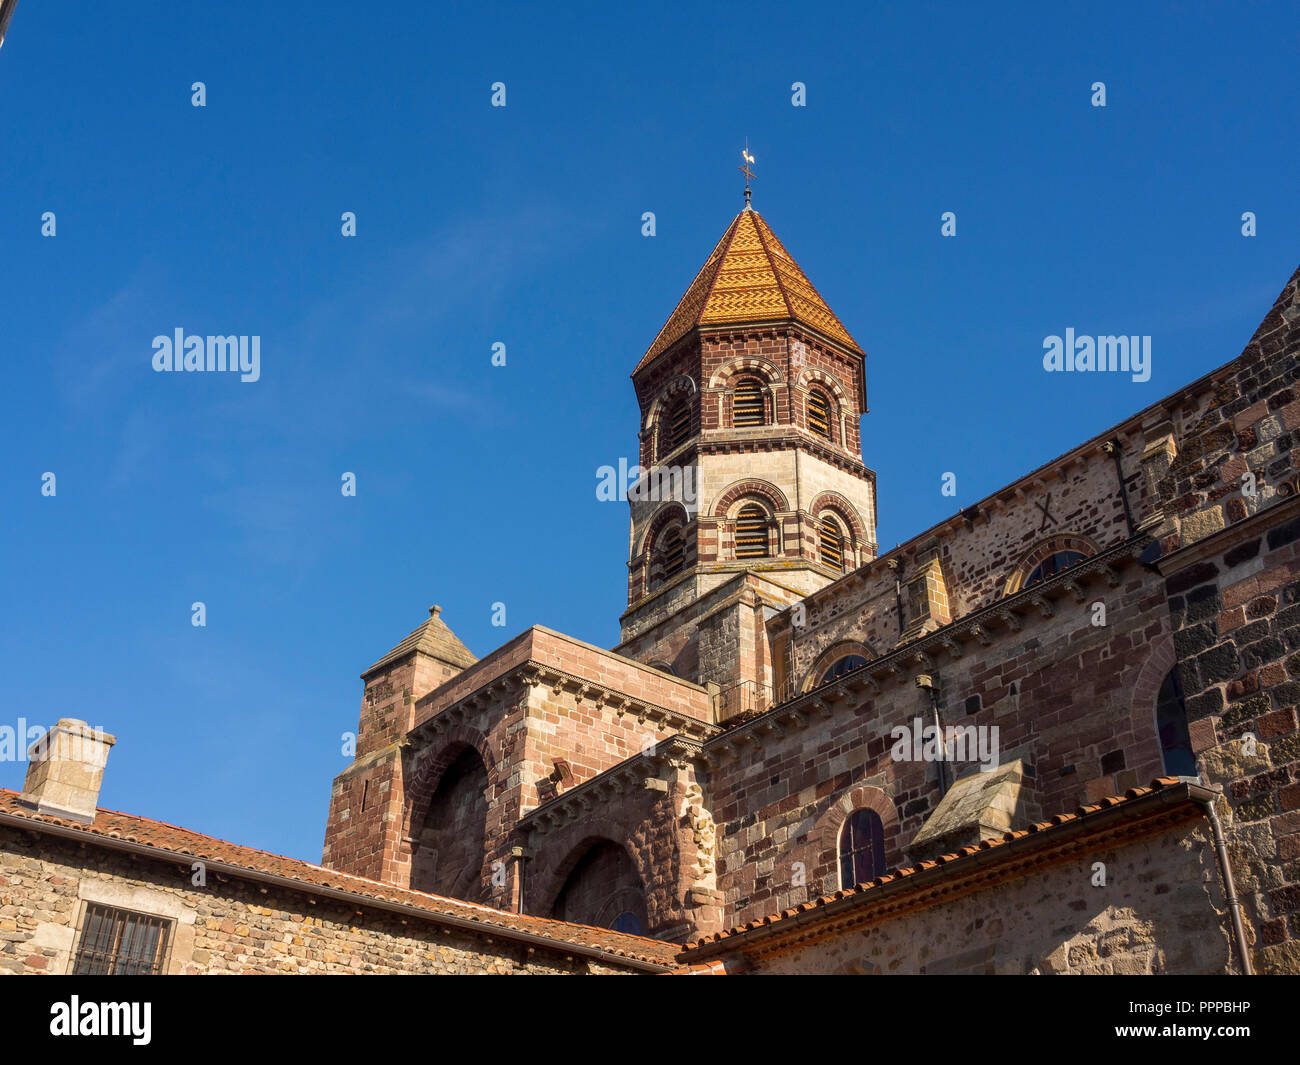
[21,719,117,824]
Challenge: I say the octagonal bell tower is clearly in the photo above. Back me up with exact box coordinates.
[617,198,878,711]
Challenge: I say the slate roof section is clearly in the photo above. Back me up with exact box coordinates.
[0,788,680,971]
[636,208,865,372]
[363,604,477,679]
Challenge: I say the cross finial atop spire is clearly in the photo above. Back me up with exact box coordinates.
[739,140,756,209]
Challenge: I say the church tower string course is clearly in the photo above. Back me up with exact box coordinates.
[617,200,878,716]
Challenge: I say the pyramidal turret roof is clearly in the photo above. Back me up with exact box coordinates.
[635,206,864,373]
[362,605,477,678]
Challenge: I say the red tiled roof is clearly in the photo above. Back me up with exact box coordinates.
[681,777,1206,956]
[0,789,679,970]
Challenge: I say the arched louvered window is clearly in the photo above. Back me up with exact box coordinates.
[733,379,765,426]
[820,515,845,570]
[807,389,832,441]
[660,526,685,579]
[839,809,886,888]
[663,400,692,454]
[734,505,769,559]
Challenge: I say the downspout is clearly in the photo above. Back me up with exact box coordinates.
[929,685,947,799]
[1195,787,1253,975]
[1102,440,1136,538]
[888,558,904,635]
[917,674,947,799]
[511,846,527,915]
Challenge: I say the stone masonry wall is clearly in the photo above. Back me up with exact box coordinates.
[741,820,1233,975]
[0,830,639,975]
[708,552,1170,926]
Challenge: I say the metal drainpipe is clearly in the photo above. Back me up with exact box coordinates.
[929,685,948,799]
[1102,440,1136,537]
[1196,788,1253,975]
[512,848,527,915]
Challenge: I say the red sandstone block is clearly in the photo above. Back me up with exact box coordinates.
[1261,663,1289,688]
[1235,401,1269,430]
[1281,783,1300,812]
[1223,579,1260,610]
[1189,718,1218,753]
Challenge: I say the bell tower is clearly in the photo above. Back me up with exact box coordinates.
[616,197,878,713]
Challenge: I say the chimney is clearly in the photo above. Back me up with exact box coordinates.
[21,718,116,824]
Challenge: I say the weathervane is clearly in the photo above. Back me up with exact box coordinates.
[739,140,756,209]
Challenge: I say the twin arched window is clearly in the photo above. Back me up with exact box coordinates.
[839,809,886,888]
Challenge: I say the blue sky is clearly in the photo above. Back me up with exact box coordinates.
[1,2,1297,862]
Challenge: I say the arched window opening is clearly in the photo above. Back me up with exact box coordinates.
[1024,550,1087,588]
[611,911,642,935]
[820,515,845,570]
[551,842,647,932]
[839,809,886,888]
[734,504,769,559]
[821,654,868,685]
[660,525,685,579]
[807,389,832,441]
[1156,669,1197,777]
[662,399,692,454]
[733,379,765,426]
[410,748,490,901]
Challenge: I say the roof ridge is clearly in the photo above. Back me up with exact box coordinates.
[748,209,795,319]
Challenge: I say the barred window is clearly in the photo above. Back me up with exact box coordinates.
[734,505,769,559]
[820,515,845,570]
[733,379,765,426]
[807,390,832,440]
[73,904,171,975]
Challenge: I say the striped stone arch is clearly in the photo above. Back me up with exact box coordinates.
[636,500,692,558]
[707,355,785,390]
[710,478,789,518]
[803,640,876,692]
[794,366,850,404]
[807,491,869,544]
[1003,532,1100,595]
[642,374,698,432]
[402,724,499,842]
[813,784,899,890]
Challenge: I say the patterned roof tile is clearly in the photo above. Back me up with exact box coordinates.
[635,208,864,372]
